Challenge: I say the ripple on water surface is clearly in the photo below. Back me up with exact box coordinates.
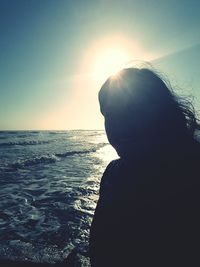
[0,130,117,265]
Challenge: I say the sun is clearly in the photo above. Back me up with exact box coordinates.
[80,35,155,86]
[92,47,129,84]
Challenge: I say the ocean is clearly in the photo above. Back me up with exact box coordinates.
[0,130,118,265]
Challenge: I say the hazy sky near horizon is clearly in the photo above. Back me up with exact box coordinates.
[0,0,200,130]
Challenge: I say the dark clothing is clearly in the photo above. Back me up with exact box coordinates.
[89,138,200,266]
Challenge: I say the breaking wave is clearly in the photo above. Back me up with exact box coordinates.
[0,140,51,147]
[8,143,107,170]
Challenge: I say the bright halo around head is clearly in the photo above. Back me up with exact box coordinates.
[92,47,129,84]
[81,35,155,86]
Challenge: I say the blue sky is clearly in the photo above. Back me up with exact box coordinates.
[0,0,200,130]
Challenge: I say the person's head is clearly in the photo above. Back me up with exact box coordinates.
[99,68,198,157]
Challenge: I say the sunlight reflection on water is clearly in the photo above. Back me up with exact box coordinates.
[96,144,119,164]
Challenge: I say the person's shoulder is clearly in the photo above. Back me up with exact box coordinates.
[106,158,120,169]
[100,159,120,186]
[103,158,122,177]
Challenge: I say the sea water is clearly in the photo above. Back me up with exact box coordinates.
[0,130,118,265]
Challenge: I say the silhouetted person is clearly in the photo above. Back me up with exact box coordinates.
[89,68,200,266]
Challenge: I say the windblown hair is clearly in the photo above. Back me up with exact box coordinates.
[99,68,199,139]
[174,92,199,136]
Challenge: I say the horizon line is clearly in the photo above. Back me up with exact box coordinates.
[0,129,104,132]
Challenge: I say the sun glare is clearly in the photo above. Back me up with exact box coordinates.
[92,47,129,83]
[81,36,154,86]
